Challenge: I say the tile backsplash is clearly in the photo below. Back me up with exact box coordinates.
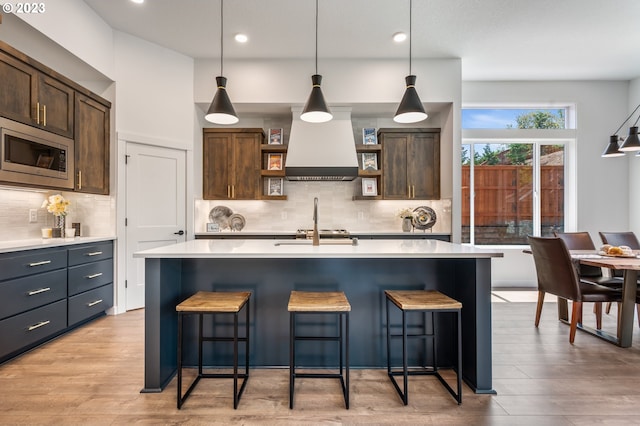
[195,182,451,234]
[0,187,115,241]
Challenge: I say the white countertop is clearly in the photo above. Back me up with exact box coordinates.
[134,239,503,259]
[0,236,116,254]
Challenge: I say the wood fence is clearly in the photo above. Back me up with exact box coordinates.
[461,165,564,243]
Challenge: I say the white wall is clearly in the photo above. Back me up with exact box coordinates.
[17,0,115,80]
[114,32,195,147]
[628,78,640,238]
[463,80,630,286]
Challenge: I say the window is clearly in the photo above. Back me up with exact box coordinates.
[462,108,574,245]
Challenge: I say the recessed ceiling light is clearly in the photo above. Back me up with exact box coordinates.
[393,32,407,43]
[130,0,144,4]
[235,33,248,43]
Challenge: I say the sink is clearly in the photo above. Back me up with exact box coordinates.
[274,238,358,246]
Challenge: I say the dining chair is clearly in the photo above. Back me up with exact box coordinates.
[528,236,623,343]
[554,232,622,329]
[598,231,640,325]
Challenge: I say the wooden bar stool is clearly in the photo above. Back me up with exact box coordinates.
[176,291,251,409]
[288,290,351,409]
[385,290,462,405]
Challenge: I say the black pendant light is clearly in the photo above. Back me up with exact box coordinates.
[300,0,332,123]
[394,0,427,124]
[602,103,640,156]
[601,135,625,157]
[205,0,238,125]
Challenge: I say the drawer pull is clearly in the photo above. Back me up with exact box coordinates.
[29,260,52,267]
[87,299,103,307]
[28,287,51,296]
[86,251,103,256]
[85,273,103,279]
[28,320,51,331]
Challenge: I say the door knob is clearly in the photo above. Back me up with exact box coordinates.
[174,230,185,236]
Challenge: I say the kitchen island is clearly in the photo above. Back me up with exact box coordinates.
[135,239,503,394]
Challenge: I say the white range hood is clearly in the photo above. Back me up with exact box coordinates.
[285,107,359,181]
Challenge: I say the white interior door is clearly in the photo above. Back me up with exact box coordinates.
[125,143,186,311]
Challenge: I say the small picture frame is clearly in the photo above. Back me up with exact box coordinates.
[361,152,377,171]
[361,178,378,196]
[206,222,220,232]
[362,128,377,145]
[268,178,284,196]
[267,153,283,170]
[268,128,283,145]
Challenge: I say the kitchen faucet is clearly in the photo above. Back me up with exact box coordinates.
[312,197,319,246]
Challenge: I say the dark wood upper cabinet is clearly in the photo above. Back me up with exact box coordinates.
[75,93,110,195]
[0,51,74,138]
[380,128,440,200]
[203,128,263,200]
[0,51,37,127]
[36,74,74,138]
[0,42,111,194]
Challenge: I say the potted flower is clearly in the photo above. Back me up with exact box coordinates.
[397,208,414,232]
[42,194,70,237]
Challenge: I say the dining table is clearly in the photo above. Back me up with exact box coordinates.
[566,250,639,347]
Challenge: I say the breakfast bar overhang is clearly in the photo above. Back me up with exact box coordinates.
[135,239,503,394]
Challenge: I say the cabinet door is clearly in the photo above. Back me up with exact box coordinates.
[382,134,409,199]
[75,93,110,194]
[203,133,233,199]
[408,132,440,199]
[231,133,260,199]
[0,51,37,125]
[37,74,74,138]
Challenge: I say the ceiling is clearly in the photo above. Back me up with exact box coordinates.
[83,0,640,81]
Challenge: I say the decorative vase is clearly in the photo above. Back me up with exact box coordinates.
[53,215,65,238]
[402,217,413,232]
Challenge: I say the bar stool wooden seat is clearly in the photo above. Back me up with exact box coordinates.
[288,290,351,409]
[176,291,251,409]
[385,290,462,405]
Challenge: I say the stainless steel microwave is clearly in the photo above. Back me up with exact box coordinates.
[0,117,75,189]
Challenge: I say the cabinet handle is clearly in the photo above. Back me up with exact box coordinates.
[232,185,235,199]
[29,260,51,267]
[86,251,103,256]
[28,287,51,296]
[85,273,103,279]
[28,320,50,331]
[227,185,231,198]
[42,104,46,126]
[87,299,103,307]
[36,101,40,124]
[78,170,82,190]
[412,185,415,198]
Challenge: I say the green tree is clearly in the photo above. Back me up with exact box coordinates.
[461,146,470,165]
[508,110,565,129]
[475,144,500,165]
[505,144,532,165]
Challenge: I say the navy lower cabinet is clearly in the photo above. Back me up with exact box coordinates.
[0,240,114,364]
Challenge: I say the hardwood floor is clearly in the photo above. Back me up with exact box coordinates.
[1,294,640,425]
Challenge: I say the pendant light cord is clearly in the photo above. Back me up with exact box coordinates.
[409,0,412,75]
[220,0,224,77]
[614,103,640,135]
[314,0,318,75]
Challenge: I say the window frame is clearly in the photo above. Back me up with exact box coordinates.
[462,128,577,247]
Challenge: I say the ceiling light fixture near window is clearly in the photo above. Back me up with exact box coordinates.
[235,33,248,43]
[602,103,640,157]
[300,0,332,123]
[205,0,239,125]
[393,0,427,124]
[393,32,407,43]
